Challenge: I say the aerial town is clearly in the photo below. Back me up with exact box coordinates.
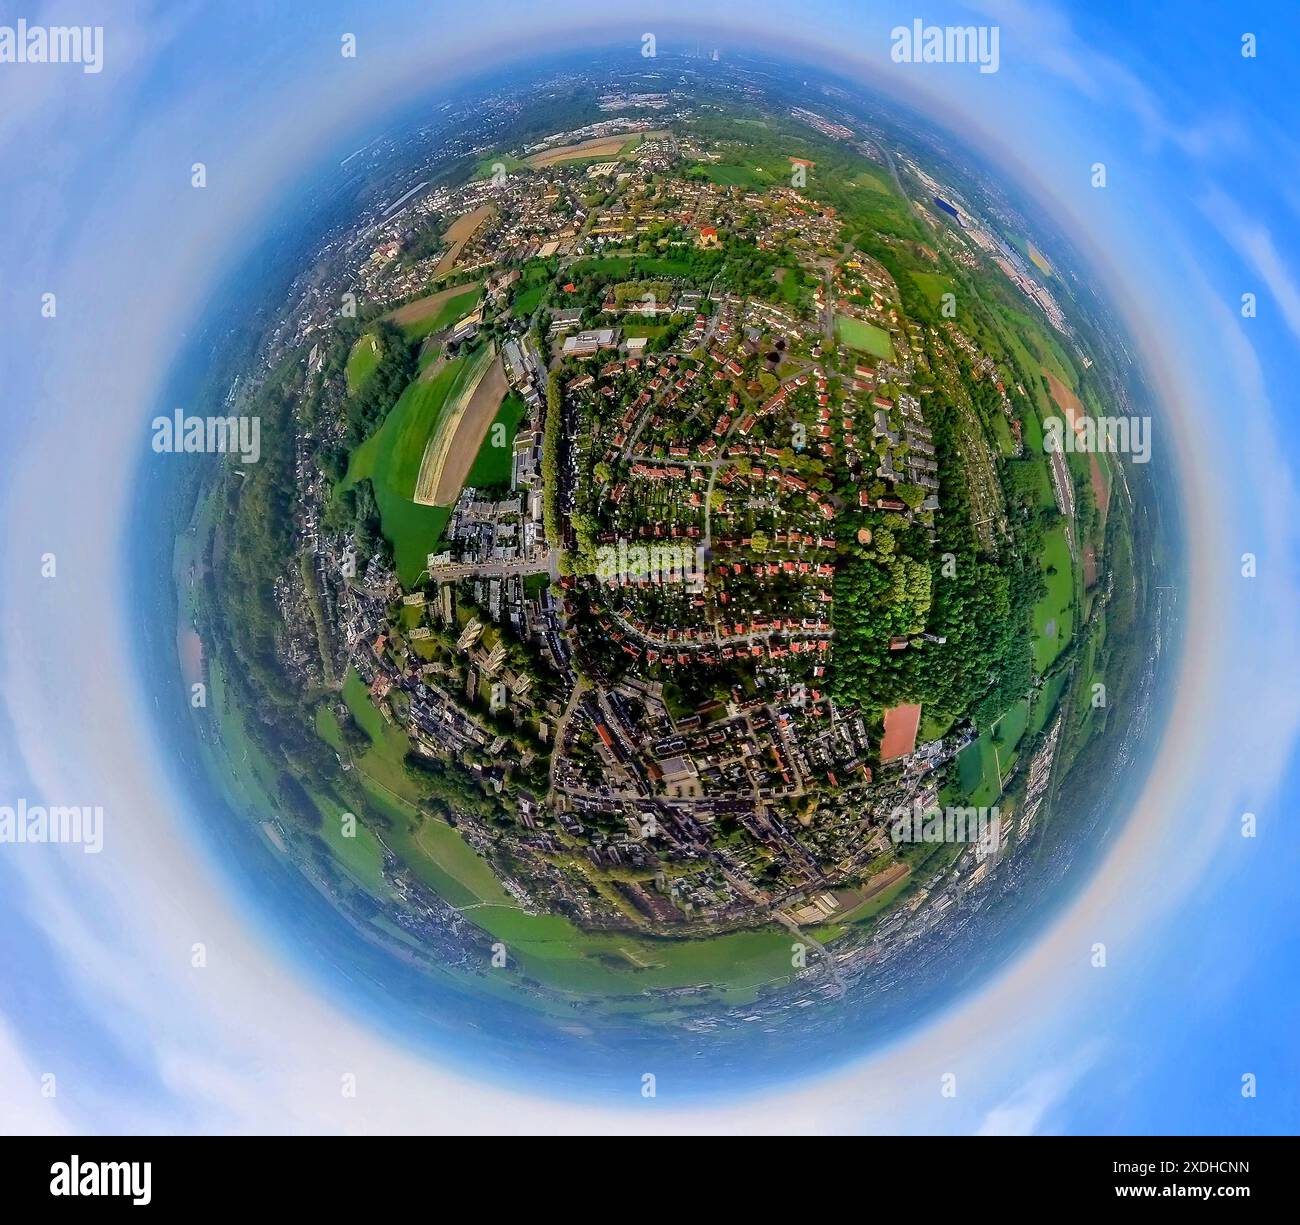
[207,72,1123,1015]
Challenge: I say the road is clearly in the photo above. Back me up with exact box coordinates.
[605,606,830,651]
[547,676,588,800]
[427,548,559,584]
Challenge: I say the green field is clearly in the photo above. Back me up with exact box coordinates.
[909,271,953,313]
[342,352,489,583]
[850,165,897,194]
[775,265,814,308]
[624,323,675,340]
[465,391,526,489]
[835,314,895,360]
[919,709,956,741]
[473,153,525,179]
[957,731,1003,807]
[400,286,482,341]
[309,781,389,893]
[989,411,1017,456]
[953,696,1030,810]
[1030,669,1070,736]
[1032,521,1075,672]
[499,921,794,999]
[1017,407,1057,507]
[991,698,1029,756]
[340,668,419,794]
[688,161,773,189]
[832,872,913,927]
[345,333,381,394]
[511,284,545,316]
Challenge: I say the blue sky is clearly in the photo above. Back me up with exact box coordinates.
[1,0,1298,1133]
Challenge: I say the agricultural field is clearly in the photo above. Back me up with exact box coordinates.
[412,345,505,506]
[1042,366,1111,523]
[525,130,667,168]
[434,205,495,278]
[835,314,895,360]
[465,391,527,489]
[386,283,482,341]
[342,355,488,582]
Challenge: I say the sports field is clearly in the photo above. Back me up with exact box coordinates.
[835,314,895,360]
[880,702,922,762]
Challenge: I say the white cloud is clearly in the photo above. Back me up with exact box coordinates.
[1198,189,1300,344]
[964,0,1245,159]
[975,1051,1095,1136]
